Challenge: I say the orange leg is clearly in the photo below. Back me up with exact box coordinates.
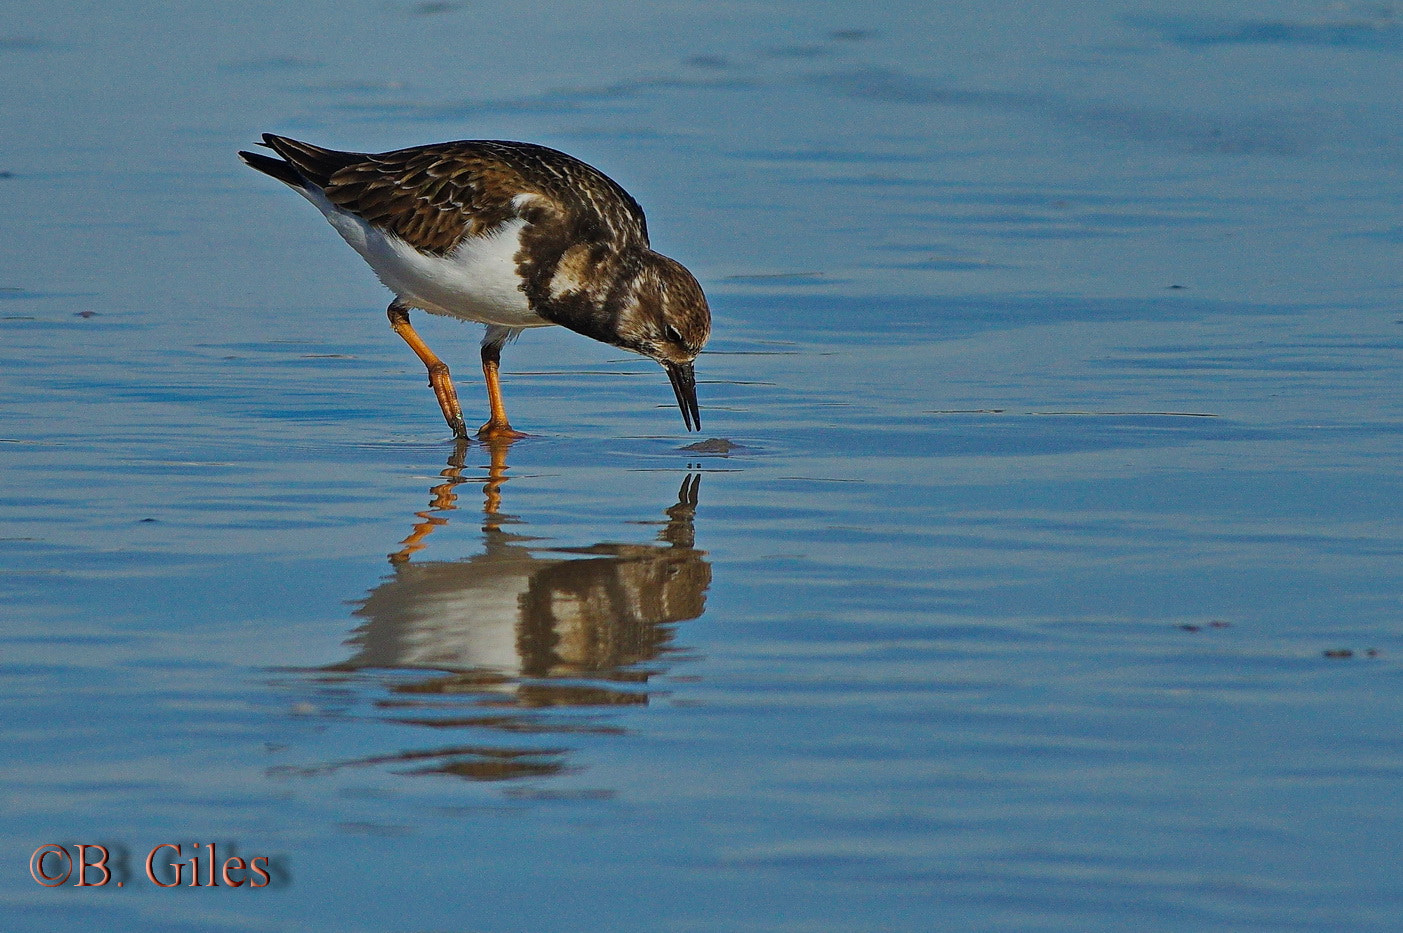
[387,301,467,438]
[478,340,528,440]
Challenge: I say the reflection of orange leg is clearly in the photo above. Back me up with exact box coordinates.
[478,340,528,440]
[389,439,469,564]
[480,435,513,522]
[387,300,467,438]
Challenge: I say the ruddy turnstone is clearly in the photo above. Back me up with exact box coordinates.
[238,134,710,438]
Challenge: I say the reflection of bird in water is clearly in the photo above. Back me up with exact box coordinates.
[348,441,708,678]
[306,440,710,781]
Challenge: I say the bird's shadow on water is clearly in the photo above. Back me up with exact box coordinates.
[269,438,711,786]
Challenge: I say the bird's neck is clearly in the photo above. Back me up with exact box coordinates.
[526,240,659,348]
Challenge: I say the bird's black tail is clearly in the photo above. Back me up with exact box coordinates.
[239,134,365,189]
[237,148,306,188]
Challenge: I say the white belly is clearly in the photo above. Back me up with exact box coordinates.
[301,187,549,328]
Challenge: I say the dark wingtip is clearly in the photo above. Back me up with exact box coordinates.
[260,132,299,152]
[253,134,364,188]
[238,148,305,188]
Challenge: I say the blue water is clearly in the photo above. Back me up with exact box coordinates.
[1,1,1400,930]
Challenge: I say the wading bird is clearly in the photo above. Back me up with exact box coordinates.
[240,134,710,438]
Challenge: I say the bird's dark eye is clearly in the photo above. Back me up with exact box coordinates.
[665,324,684,344]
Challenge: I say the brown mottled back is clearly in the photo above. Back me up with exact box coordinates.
[262,135,651,256]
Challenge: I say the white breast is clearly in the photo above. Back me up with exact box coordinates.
[299,186,550,328]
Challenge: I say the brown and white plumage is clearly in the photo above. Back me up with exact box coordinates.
[239,134,710,437]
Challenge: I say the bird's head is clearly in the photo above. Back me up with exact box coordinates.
[618,252,711,431]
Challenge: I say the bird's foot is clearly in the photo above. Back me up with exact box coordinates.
[476,420,529,441]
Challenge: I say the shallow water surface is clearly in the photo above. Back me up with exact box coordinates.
[1,1,1400,931]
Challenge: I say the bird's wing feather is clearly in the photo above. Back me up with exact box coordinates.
[324,143,538,254]
[259,136,651,257]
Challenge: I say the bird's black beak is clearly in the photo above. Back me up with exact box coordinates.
[664,361,701,432]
